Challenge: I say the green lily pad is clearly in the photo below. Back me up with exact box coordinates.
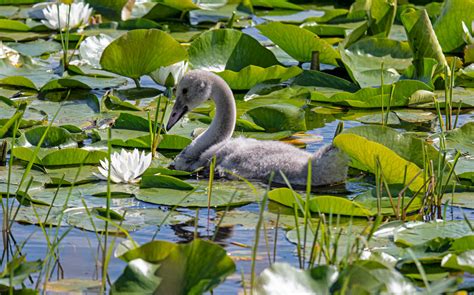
[334,133,425,191]
[366,0,397,37]
[136,179,260,208]
[140,174,194,190]
[0,257,41,287]
[217,65,302,90]
[257,22,339,65]
[441,250,474,273]
[433,0,474,52]
[394,221,473,247]
[29,183,137,208]
[29,96,100,127]
[269,187,374,216]
[0,60,56,89]
[113,239,235,294]
[252,0,303,10]
[313,80,433,108]
[0,19,29,31]
[292,70,359,92]
[42,148,107,167]
[140,0,200,21]
[100,29,187,79]
[14,205,64,227]
[110,134,191,151]
[400,9,447,76]
[245,104,306,132]
[340,37,413,88]
[45,166,101,186]
[64,207,193,233]
[13,147,107,167]
[342,125,439,168]
[254,263,338,294]
[84,0,128,20]
[7,40,62,57]
[24,126,72,148]
[188,28,279,72]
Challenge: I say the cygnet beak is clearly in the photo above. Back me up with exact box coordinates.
[166,101,188,131]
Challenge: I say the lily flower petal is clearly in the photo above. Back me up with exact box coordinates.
[94,148,152,184]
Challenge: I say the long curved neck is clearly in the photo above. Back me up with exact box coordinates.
[186,75,236,159]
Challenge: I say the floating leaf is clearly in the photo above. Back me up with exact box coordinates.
[84,0,128,20]
[401,9,447,75]
[268,188,373,217]
[342,125,438,168]
[100,29,187,79]
[41,148,107,166]
[65,207,192,233]
[0,19,30,31]
[217,65,302,90]
[394,221,473,247]
[442,250,474,274]
[334,134,425,191]
[245,104,306,132]
[340,37,413,88]
[140,174,194,190]
[113,239,235,294]
[136,180,259,207]
[312,80,433,108]
[257,22,339,65]
[433,0,474,52]
[254,263,338,295]
[188,29,279,72]
[24,126,72,148]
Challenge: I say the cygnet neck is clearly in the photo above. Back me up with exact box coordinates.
[187,74,236,159]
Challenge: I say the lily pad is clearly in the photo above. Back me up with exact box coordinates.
[64,207,193,233]
[268,188,374,217]
[257,22,339,65]
[24,126,72,148]
[342,125,439,168]
[433,0,474,52]
[7,40,62,57]
[334,133,425,191]
[113,239,235,294]
[188,28,279,72]
[340,37,413,88]
[400,8,447,76]
[311,80,433,108]
[136,180,260,207]
[394,221,473,247]
[100,29,187,79]
[217,65,302,90]
[245,104,306,132]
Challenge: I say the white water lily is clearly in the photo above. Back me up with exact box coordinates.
[94,149,152,184]
[462,21,474,44]
[72,34,113,68]
[150,61,189,87]
[0,42,21,67]
[42,2,93,31]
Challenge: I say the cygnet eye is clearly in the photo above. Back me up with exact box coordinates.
[182,88,188,95]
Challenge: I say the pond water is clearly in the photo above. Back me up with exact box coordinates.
[3,112,474,293]
[1,1,474,294]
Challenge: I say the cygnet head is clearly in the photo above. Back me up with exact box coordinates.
[166,70,214,131]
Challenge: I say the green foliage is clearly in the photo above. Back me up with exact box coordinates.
[100,29,187,79]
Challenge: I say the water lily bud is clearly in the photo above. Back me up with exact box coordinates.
[149,61,189,87]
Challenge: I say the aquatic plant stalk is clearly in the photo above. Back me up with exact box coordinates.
[250,172,273,292]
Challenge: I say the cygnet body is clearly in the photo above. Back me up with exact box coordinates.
[166,70,348,186]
